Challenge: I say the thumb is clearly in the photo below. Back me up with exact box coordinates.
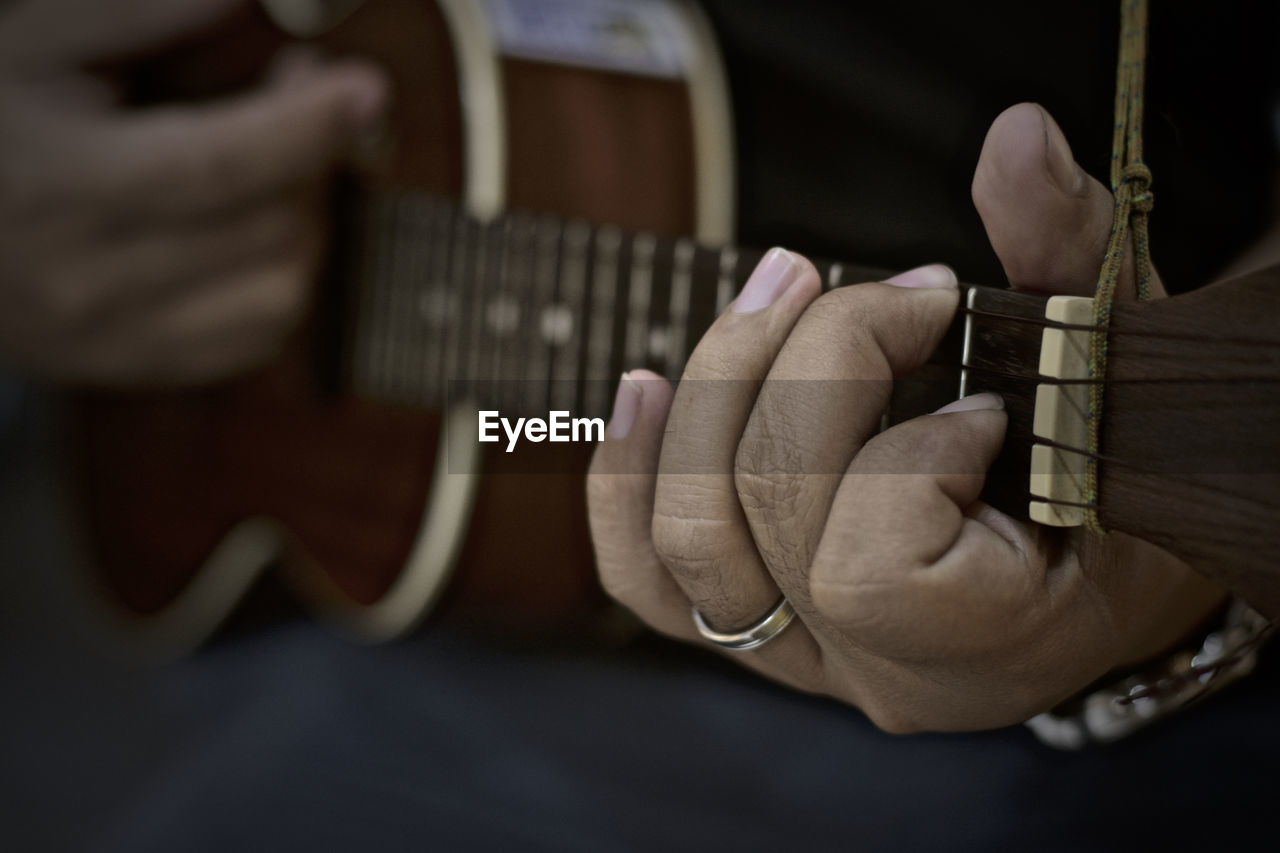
[972,102,1165,299]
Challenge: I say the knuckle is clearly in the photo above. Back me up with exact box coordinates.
[733,463,807,517]
[808,572,854,626]
[806,287,861,319]
[808,561,897,633]
[595,559,642,608]
[803,287,874,334]
[651,508,730,582]
[735,382,835,467]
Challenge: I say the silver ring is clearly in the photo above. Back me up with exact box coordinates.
[692,597,796,652]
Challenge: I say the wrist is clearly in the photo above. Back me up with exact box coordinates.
[1027,599,1275,749]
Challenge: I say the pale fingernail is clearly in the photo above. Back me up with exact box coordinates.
[931,392,1005,414]
[608,372,643,439]
[732,247,801,313]
[884,264,958,289]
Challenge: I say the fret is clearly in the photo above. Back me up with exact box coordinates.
[626,233,656,371]
[550,219,590,412]
[491,213,529,412]
[418,197,454,407]
[716,246,738,314]
[464,218,491,395]
[645,236,674,376]
[959,286,978,398]
[525,215,562,413]
[484,217,516,412]
[827,262,844,290]
[666,238,695,380]
[441,210,471,403]
[340,190,1050,482]
[586,226,621,417]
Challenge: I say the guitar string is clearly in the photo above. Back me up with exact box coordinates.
[351,197,1277,519]
[354,199,1278,432]
[359,192,1276,350]
[355,211,1277,420]
[353,189,1280,435]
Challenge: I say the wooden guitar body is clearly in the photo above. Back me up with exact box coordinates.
[71,0,734,656]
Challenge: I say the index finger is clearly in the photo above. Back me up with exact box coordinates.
[653,248,820,635]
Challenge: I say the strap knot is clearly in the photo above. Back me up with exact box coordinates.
[1085,0,1152,534]
[1121,162,1154,212]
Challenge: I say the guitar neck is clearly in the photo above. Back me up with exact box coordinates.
[335,186,1042,424]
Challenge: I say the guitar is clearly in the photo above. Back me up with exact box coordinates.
[68,0,1280,659]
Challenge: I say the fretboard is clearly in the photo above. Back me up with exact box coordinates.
[337,188,1019,421]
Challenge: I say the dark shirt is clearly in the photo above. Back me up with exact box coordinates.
[701,0,1279,293]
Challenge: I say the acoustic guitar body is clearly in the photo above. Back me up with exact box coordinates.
[71,0,732,655]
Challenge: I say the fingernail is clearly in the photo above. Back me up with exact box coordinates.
[608,372,643,439]
[884,263,957,289]
[733,247,801,313]
[1038,105,1083,194]
[931,392,1005,414]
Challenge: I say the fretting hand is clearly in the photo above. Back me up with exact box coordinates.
[586,103,1228,732]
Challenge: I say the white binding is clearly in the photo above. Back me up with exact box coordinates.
[435,0,507,223]
[300,405,481,641]
[676,0,735,243]
[84,518,285,664]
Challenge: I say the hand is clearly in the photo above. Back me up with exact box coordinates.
[0,0,387,386]
[587,103,1227,732]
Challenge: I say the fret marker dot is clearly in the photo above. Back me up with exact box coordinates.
[417,289,457,325]
[541,304,573,346]
[648,327,668,359]
[486,296,521,337]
